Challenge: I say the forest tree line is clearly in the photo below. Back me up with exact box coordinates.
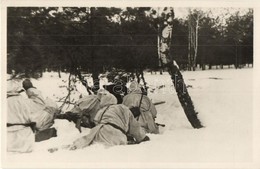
[7,7,253,78]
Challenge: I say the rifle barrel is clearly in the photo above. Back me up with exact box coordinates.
[153,101,166,106]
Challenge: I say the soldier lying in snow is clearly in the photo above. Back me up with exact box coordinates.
[55,94,101,131]
[7,80,42,153]
[67,91,149,150]
[23,79,59,142]
[123,81,159,134]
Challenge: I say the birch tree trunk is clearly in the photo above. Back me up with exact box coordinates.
[188,10,200,71]
[188,15,192,71]
[158,8,203,129]
[193,19,199,71]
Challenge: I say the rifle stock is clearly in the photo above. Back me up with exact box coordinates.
[75,112,83,133]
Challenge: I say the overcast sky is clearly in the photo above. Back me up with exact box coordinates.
[174,7,251,19]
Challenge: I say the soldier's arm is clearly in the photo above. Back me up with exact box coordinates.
[127,109,148,143]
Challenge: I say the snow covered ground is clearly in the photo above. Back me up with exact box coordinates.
[3,68,259,168]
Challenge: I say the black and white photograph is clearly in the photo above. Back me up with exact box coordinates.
[1,1,260,168]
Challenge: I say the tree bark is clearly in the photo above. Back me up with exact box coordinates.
[135,70,141,83]
[167,63,203,128]
[89,7,99,94]
[188,15,192,71]
[58,66,61,78]
[202,64,205,70]
[140,69,148,95]
[91,71,100,94]
[188,10,200,72]
[158,8,203,129]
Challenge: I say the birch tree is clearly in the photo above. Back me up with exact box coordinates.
[188,9,203,71]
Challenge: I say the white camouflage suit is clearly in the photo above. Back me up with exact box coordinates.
[122,81,159,134]
[71,91,147,149]
[25,87,58,131]
[7,80,38,153]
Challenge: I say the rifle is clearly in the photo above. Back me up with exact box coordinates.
[153,101,166,106]
[55,112,94,133]
[156,123,166,127]
[55,112,82,132]
[75,112,96,132]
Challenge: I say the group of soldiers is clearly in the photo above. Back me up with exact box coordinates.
[7,77,161,153]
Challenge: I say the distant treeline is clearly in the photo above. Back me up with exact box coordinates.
[7,7,253,78]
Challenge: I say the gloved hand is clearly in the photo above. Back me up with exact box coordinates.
[136,135,150,144]
[81,115,95,128]
[66,112,81,124]
[142,136,150,142]
[22,79,34,90]
[127,135,136,144]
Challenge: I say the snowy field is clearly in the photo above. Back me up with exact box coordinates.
[3,68,259,168]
